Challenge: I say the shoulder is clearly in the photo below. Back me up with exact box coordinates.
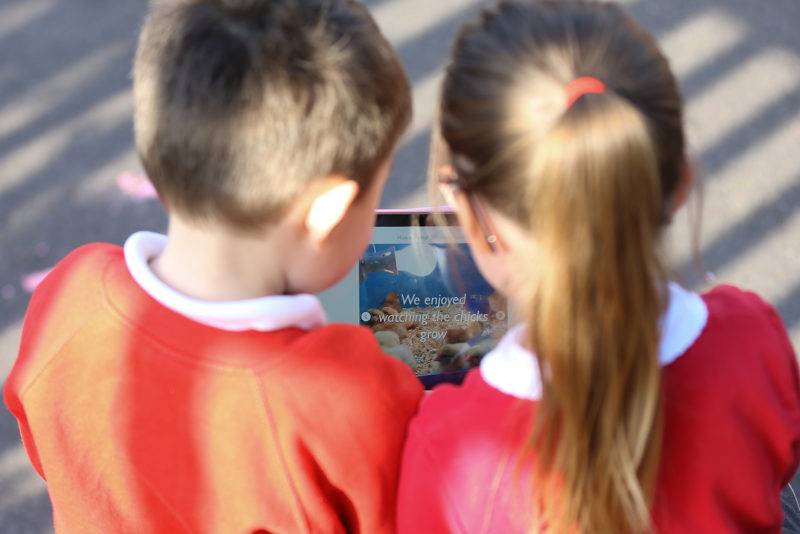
[681,285,799,386]
[669,284,799,401]
[701,284,793,344]
[292,324,420,383]
[398,371,535,533]
[24,242,122,337]
[6,243,123,403]
[407,370,533,464]
[665,284,800,456]
[656,286,800,526]
[28,243,121,308]
[409,326,538,447]
[703,284,786,327]
[48,242,120,276]
[275,323,423,413]
[417,370,527,430]
[266,325,424,473]
[22,241,121,323]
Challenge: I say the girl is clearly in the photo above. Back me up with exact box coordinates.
[397,1,800,532]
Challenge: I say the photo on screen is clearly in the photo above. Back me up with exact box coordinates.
[358,240,508,380]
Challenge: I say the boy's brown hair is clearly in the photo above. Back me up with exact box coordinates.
[134,0,411,229]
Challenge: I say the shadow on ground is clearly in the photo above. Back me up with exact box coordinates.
[1,0,799,531]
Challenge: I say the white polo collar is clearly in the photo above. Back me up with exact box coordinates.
[480,283,709,400]
[123,232,327,332]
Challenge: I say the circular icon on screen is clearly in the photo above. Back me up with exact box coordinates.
[495,311,506,321]
[360,311,372,322]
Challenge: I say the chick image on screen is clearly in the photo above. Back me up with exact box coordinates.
[359,241,438,281]
[359,243,507,376]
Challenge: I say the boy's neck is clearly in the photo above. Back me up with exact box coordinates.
[150,216,289,302]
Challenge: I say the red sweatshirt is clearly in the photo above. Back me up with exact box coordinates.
[4,242,423,533]
[397,285,800,532]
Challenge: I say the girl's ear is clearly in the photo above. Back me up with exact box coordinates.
[438,182,457,209]
[670,159,695,214]
[302,177,361,244]
[438,163,489,253]
[450,189,497,255]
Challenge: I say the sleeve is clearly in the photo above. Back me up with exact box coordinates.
[761,299,800,486]
[1,248,73,482]
[2,243,114,482]
[297,326,424,534]
[3,382,45,480]
[2,265,57,481]
[741,288,800,481]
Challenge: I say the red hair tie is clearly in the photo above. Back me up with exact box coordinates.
[564,77,606,108]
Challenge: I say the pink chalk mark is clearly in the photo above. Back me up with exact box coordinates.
[116,172,158,201]
[34,242,50,257]
[1,284,15,301]
[21,269,52,293]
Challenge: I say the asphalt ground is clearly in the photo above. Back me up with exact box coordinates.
[1,1,799,531]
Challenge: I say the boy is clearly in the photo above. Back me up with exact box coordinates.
[4,0,421,532]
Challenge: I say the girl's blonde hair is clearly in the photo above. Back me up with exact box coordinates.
[436,1,686,531]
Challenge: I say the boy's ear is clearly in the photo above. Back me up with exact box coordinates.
[303,177,361,244]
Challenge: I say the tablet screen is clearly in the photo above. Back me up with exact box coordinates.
[318,210,510,388]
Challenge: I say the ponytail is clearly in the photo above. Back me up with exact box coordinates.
[437,2,687,531]
[528,92,665,533]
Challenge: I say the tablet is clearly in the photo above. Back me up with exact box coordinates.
[318,209,510,388]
